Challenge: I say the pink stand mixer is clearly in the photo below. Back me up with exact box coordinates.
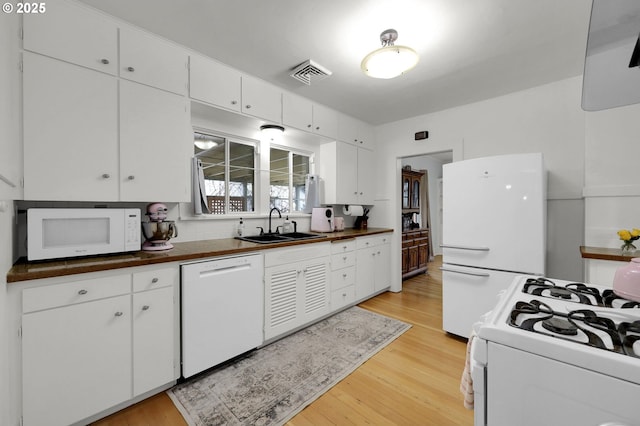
[141,203,178,251]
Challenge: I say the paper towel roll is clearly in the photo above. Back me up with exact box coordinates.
[343,205,364,216]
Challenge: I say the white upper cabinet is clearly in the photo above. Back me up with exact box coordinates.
[119,26,188,95]
[282,92,313,130]
[338,113,374,149]
[312,103,338,139]
[282,93,338,139]
[189,53,242,112]
[241,74,282,123]
[23,0,117,75]
[23,52,119,201]
[320,141,373,205]
[120,80,190,202]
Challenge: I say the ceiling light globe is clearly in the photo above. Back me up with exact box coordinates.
[361,46,419,79]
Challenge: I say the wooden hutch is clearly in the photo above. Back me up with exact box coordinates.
[401,168,429,279]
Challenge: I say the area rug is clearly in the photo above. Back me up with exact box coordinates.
[168,306,411,426]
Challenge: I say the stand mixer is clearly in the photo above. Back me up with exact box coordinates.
[141,203,178,251]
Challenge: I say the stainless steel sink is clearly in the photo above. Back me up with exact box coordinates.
[236,232,326,244]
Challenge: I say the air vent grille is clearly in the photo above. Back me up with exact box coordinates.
[290,60,332,85]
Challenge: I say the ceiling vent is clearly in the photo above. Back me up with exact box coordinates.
[290,59,332,85]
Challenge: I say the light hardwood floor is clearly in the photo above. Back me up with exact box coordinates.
[93,256,474,426]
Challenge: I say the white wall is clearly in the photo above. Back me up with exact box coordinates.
[1,10,22,426]
[375,76,587,291]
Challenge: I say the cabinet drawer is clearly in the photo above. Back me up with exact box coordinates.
[331,251,356,270]
[331,266,355,290]
[356,234,391,250]
[331,239,356,254]
[331,285,356,311]
[264,242,330,267]
[133,267,176,292]
[23,274,131,313]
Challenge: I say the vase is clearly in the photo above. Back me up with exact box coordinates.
[621,242,637,255]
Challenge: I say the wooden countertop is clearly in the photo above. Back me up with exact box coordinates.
[7,228,393,283]
[580,245,639,262]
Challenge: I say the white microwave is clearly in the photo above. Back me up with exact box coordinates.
[27,208,141,261]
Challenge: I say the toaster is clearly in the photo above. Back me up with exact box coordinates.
[311,207,334,232]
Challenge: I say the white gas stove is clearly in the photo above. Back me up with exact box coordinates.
[471,276,640,426]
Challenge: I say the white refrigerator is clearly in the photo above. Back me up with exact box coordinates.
[441,153,546,337]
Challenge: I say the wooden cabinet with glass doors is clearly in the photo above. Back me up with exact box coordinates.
[402,169,423,210]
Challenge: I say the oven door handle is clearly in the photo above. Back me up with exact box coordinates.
[440,267,491,277]
[441,244,490,251]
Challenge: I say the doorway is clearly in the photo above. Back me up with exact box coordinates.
[400,151,452,279]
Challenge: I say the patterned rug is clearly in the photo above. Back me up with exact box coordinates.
[168,306,411,426]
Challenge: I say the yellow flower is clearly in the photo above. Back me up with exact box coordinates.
[619,230,632,241]
[632,229,640,238]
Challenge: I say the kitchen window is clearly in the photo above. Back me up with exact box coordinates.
[269,147,310,213]
[194,131,256,215]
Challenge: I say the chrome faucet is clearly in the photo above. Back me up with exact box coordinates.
[268,207,282,234]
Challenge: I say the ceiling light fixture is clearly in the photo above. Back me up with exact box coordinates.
[361,29,419,79]
[193,133,218,150]
[260,124,285,142]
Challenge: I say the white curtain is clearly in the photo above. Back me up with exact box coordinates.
[193,157,209,215]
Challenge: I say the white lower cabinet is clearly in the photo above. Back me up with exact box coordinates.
[330,239,356,310]
[264,243,331,340]
[356,235,392,300]
[20,266,178,426]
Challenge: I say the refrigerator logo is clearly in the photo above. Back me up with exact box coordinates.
[481,171,495,178]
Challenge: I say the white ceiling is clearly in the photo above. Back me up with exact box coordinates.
[77,0,593,125]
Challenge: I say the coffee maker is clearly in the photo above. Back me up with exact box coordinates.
[141,203,178,251]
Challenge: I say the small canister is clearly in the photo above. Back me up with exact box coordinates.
[613,257,640,302]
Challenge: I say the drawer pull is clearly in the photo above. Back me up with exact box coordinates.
[342,273,347,278]
[100,58,110,65]
[78,289,88,295]
[114,311,123,317]
[231,100,237,105]
[127,66,135,72]
[142,305,150,311]
[101,173,110,179]
[343,256,347,261]
[342,293,347,297]
[151,277,159,284]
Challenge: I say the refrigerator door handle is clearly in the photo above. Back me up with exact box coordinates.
[440,267,491,277]
[441,244,490,251]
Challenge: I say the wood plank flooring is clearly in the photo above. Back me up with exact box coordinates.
[93,255,474,426]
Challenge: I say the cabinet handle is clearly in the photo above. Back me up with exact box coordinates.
[151,277,159,284]
[245,104,252,109]
[102,173,110,179]
[127,66,135,72]
[315,126,320,130]
[342,273,347,278]
[307,124,312,128]
[342,293,347,297]
[78,289,88,295]
[142,305,150,311]
[359,192,363,195]
[359,140,363,144]
[231,100,237,105]
[127,175,135,180]
[343,256,347,261]
[100,58,110,65]
[354,191,358,195]
[114,311,123,317]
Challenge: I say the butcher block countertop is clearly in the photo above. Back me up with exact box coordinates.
[7,228,393,283]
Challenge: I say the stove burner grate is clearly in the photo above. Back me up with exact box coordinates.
[508,300,639,358]
[522,278,640,308]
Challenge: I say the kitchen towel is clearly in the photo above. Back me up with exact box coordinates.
[343,205,364,216]
[459,331,475,410]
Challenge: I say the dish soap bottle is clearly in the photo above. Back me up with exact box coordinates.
[236,218,244,237]
[283,216,292,234]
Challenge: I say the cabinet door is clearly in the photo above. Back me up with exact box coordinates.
[189,54,242,112]
[312,104,338,139]
[402,176,411,209]
[22,295,131,426]
[335,143,358,204]
[282,92,313,130]
[120,80,190,202]
[133,286,175,396]
[120,26,188,95]
[301,260,330,323]
[23,0,117,75]
[357,147,374,204]
[241,75,282,123]
[411,177,421,208]
[356,247,376,299]
[374,242,391,291]
[264,265,299,340]
[23,53,119,201]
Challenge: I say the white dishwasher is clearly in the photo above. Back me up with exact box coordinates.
[181,253,263,378]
